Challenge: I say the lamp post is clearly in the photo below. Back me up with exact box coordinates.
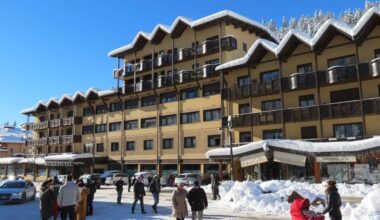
[219,115,234,181]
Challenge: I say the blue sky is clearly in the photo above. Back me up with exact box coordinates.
[0,0,365,125]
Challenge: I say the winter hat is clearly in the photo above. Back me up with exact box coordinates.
[193,180,200,187]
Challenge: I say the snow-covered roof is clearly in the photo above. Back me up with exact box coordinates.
[44,153,95,161]
[0,157,23,164]
[216,7,380,71]
[108,10,278,57]
[21,87,117,115]
[206,136,380,158]
[18,157,45,165]
[0,126,28,144]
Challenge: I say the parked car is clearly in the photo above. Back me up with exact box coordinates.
[57,175,68,183]
[80,174,102,189]
[100,170,121,185]
[160,173,177,187]
[104,173,128,185]
[0,180,36,203]
[134,171,152,186]
[174,173,201,186]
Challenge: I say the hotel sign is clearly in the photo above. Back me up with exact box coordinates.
[45,161,85,167]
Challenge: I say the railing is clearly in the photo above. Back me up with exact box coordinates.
[176,70,197,83]
[318,64,357,85]
[61,135,81,144]
[155,54,172,67]
[226,110,283,128]
[48,136,60,145]
[363,97,380,114]
[62,117,74,126]
[36,138,48,146]
[135,60,152,72]
[285,72,316,91]
[177,48,193,61]
[200,36,237,54]
[135,80,153,92]
[123,84,135,95]
[31,121,49,130]
[49,119,61,128]
[320,100,362,119]
[156,75,173,88]
[197,64,218,78]
[283,106,319,122]
[222,79,280,100]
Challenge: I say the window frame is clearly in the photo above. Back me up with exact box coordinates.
[126,141,135,151]
[180,87,198,100]
[208,135,221,148]
[109,122,121,132]
[141,117,157,128]
[202,83,220,97]
[125,99,139,109]
[110,142,119,152]
[160,115,177,126]
[180,111,200,124]
[203,109,221,121]
[141,95,157,107]
[143,140,154,150]
[95,124,107,133]
[162,138,174,149]
[184,136,196,148]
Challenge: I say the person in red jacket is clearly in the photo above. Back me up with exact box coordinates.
[290,198,324,220]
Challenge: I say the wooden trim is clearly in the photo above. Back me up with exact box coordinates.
[354,42,367,137]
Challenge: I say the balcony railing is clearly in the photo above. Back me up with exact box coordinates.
[320,100,362,119]
[36,138,48,146]
[156,75,173,88]
[283,106,319,122]
[155,54,172,67]
[135,60,152,72]
[135,80,153,92]
[31,121,49,130]
[285,72,316,91]
[48,136,60,145]
[61,135,81,144]
[177,48,194,61]
[113,65,134,78]
[197,64,218,78]
[363,97,380,114]
[226,110,283,128]
[49,119,61,128]
[62,116,82,126]
[318,64,357,85]
[176,70,197,83]
[123,84,135,95]
[200,36,238,54]
[222,79,280,100]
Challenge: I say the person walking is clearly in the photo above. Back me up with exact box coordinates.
[210,174,220,200]
[322,180,342,220]
[188,180,208,220]
[40,179,55,220]
[115,177,124,204]
[132,176,146,214]
[128,175,132,192]
[85,179,96,216]
[172,181,188,220]
[57,175,80,220]
[76,181,90,220]
[52,176,62,220]
[149,175,161,213]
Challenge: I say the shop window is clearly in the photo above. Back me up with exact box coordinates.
[299,95,315,107]
[163,138,173,149]
[83,107,93,116]
[95,105,108,114]
[260,70,279,82]
[82,125,93,135]
[37,166,46,177]
[208,135,221,147]
[181,112,200,124]
[160,115,177,126]
[330,88,359,103]
[297,63,313,74]
[184,137,196,148]
[126,141,135,151]
[141,117,156,128]
[15,165,23,176]
[239,131,252,143]
[239,103,250,114]
[180,87,198,100]
[160,92,177,104]
[263,129,283,139]
[333,123,363,138]
[49,168,59,177]
[327,55,356,67]
[110,142,119,152]
[124,120,138,130]
[125,99,138,109]
[237,75,250,86]
[95,124,107,133]
[144,140,154,150]
[262,99,281,111]
[109,102,122,112]
[109,122,121,132]
[25,164,33,176]
[203,109,220,121]
[96,143,104,152]
[301,126,317,139]
[203,83,220,96]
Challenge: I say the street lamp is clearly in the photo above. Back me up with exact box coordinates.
[85,142,95,173]
[219,115,234,181]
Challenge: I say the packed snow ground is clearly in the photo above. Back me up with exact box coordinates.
[0,181,379,219]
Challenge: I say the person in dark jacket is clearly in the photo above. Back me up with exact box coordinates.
[149,175,161,213]
[210,174,220,200]
[128,175,132,192]
[188,180,208,220]
[132,176,146,214]
[147,174,153,190]
[322,180,342,220]
[52,176,62,220]
[115,177,124,204]
[85,179,96,216]
[40,180,55,220]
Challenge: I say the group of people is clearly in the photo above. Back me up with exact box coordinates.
[40,175,96,220]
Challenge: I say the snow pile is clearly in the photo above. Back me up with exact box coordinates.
[346,189,380,220]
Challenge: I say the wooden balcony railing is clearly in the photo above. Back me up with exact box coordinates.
[62,116,82,126]
[36,138,48,146]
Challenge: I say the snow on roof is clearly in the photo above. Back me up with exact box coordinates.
[108,10,278,57]
[44,153,95,161]
[0,126,28,144]
[206,136,380,158]
[216,7,380,72]
[18,157,45,165]
[0,157,23,164]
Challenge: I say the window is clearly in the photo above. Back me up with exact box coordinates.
[328,55,356,67]
[208,135,221,147]
[141,95,156,107]
[109,102,122,112]
[110,142,119,152]
[184,137,196,148]
[181,112,200,124]
[238,75,250,86]
[141,117,156,128]
[125,99,138,109]
[240,132,252,143]
[243,43,248,52]
[126,141,135,151]
[124,120,138,130]
[260,70,279,82]
[109,122,121,132]
[239,103,251,114]
[95,124,107,133]
[160,115,177,126]
[263,129,283,139]
[96,143,104,152]
[301,126,318,139]
[82,125,93,135]
[180,88,198,100]
[330,88,359,102]
[83,107,93,116]
[375,49,380,58]
[334,123,363,138]
[299,95,315,107]
[67,111,73,117]
[163,138,173,149]
[144,140,154,150]
[203,109,220,121]
[297,63,313,74]
[203,83,220,96]
[160,92,177,103]
[96,105,107,114]
[262,99,281,111]
[206,59,220,65]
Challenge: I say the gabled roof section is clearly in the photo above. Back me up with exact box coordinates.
[108,31,150,57]
[46,98,60,109]
[170,16,193,38]
[276,30,312,58]
[353,7,380,41]
[59,94,73,106]
[216,39,278,71]
[150,24,170,44]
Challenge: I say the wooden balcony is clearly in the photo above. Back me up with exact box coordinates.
[320,100,362,119]
[283,106,319,122]
[61,135,82,144]
[48,136,60,145]
[49,119,61,128]
[62,116,82,126]
[318,65,357,86]
[32,121,49,130]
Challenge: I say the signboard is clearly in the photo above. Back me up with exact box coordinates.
[316,156,357,163]
[45,161,85,167]
[240,152,267,167]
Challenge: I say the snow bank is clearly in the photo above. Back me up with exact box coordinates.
[345,189,380,220]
